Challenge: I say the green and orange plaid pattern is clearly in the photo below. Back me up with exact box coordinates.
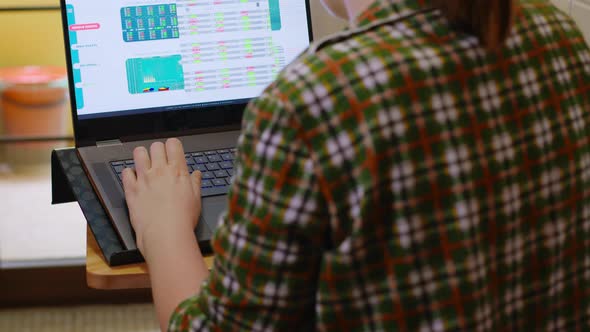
[170,0,590,330]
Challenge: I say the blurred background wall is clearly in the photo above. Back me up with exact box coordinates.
[0,11,65,67]
[0,1,65,67]
[310,0,346,40]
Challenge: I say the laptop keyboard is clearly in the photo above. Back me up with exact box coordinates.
[110,148,236,198]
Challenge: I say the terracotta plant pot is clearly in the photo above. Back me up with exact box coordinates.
[0,66,69,148]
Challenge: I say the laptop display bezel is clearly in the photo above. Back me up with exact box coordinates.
[60,0,314,147]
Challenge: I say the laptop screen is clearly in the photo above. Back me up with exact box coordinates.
[63,1,311,120]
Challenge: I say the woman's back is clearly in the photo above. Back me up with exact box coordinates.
[297,0,590,329]
[170,0,590,330]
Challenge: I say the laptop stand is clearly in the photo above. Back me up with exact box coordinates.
[51,148,144,266]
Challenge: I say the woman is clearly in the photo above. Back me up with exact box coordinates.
[122,0,590,330]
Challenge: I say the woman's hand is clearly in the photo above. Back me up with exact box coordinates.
[121,138,208,330]
[121,138,202,260]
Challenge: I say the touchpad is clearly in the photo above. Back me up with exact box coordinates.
[201,195,227,231]
[91,162,125,208]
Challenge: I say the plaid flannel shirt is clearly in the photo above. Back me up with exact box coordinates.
[170,0,590,330]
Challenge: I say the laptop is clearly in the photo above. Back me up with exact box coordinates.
[60,0,313,251]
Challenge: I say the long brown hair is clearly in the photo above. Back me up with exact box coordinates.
[431,0,515,50]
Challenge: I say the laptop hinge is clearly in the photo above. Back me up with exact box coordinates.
[96,139,123,148]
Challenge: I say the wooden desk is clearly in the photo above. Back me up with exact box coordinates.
[86,227,214,290]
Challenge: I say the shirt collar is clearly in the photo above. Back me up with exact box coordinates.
[354,0,426,28]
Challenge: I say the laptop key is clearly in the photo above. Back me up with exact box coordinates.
[227,169,234,177]
[201,180,213,188]
[208,155,222,162]
[221,154,234,161]
[186,157,195,165]
[213,179,226,187]
[205,151,217,156]
[206,163,219,171]
[217,149,229,154]
[220,161,233,169]
[202,172,214,179]
[214,170,229,178]
[194,157,208,164]
[193,164,207,172]
[192,152,204,157]
[112,161,124,166]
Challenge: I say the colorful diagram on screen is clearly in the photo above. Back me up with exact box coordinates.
[121,4,179,42]
[126,55,185,94]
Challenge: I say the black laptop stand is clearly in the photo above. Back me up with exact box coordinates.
[51,148,144,266]
[52,147,216,267]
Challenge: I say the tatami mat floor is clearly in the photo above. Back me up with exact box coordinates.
[0,304,159,332]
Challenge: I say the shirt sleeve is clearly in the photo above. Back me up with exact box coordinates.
[168,86,329,331]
